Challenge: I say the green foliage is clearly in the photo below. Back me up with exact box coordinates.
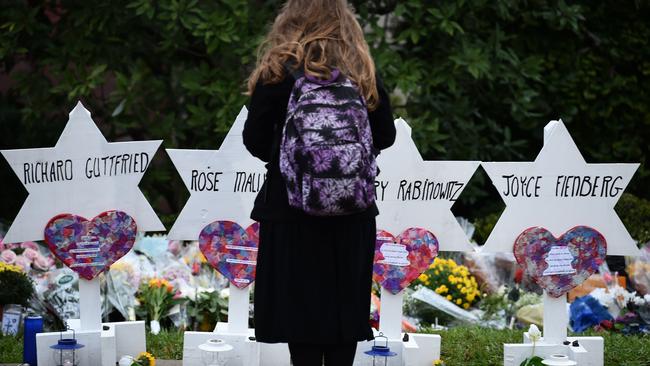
[616,193,650,246]
[145,329,184,360]
[186,290,228,331]
[0,333,23,363]
[472,211,501,245]
[353,0,650,217]
[2,327,649,363]
[520,356,544,366]
[0,0,278,227]
[1,1,649,225]
[0,264,34,306]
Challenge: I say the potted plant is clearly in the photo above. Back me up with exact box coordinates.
[187,289,227,331]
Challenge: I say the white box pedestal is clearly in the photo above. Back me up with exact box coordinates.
[183,322,293,366]
[35,320,146,366]
[504,333,604,366]
[183,325,440,366]
[354,329,441,366]
[36,330,102,366]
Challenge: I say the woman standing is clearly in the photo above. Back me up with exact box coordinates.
[243,1,396,365]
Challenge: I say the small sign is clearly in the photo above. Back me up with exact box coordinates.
[1,309,21,336]
[542,246,576,276]
[378,243,410,266]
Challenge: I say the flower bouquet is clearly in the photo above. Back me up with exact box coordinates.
[0,262,34,308]
[138,278,177,334]
[131,352,155,366]
[417,257,481,310]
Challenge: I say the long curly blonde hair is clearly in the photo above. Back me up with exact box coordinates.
[247,0,379,110]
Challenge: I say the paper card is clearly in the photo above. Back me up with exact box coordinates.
[1,309,21,336]
[513,225,606,297]
[542,246,577,276]
[375,119,480,252]
[373,227,439,295]
[482,120,639,256]
[167,107,265,240]
[378,243,410,266]
[43,210,137,280]
[198,221,258,288]
[0,102,164,243]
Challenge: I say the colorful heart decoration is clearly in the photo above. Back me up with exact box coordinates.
[513,226,607,298]
[44,211,137,280]
[373,228,439,295]
[199,221,259,289]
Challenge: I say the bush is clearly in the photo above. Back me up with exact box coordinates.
[2,1,649,224]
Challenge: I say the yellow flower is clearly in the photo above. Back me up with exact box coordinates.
[0,262,23,273]
[455,298,462,305]
[419,273,429,282]
[463,303,470,309]
[435,285,448,294]
[433,360,443,365]
[136,351,156,366]
[446,295,452,301]
[434,270,440,275]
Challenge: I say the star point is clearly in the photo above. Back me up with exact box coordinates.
[481,120,639,256]
[167,106,265,240]
[375,118,480,252]
[1,101,165,243]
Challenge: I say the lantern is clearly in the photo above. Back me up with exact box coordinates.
[50,328,84,366]
[363,333,397,366]
[198,338,233,366]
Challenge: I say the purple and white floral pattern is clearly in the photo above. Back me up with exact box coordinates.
[280,69,377,216]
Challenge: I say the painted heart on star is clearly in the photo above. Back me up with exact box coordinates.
[199,221,259,289]
[44,211,137,280]
[373,228,439,295]
[513,226,607,298]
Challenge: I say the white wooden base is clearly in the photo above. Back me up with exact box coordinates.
[36,329,102,366]
[35,320,146,366]
[183,322,292,366]
[354,329,441,366]
[182,325,440,366]
[504,333,604,366]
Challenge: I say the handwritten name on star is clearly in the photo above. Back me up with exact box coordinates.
[498,174,624,199]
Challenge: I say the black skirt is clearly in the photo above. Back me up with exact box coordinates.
[253,215,376,344]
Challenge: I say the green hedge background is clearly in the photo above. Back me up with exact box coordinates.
[1,0,649,238]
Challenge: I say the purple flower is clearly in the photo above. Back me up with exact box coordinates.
[339,148,361,174]
[312,151,333,173]
[302,131,324,145]
[332,179,356,198]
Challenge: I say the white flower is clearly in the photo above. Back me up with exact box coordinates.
[590,287,614,308]
[528,324,542,342]
[610,286,635,308]
[644,294,650,303]
[220,287,230,299]
[632,296,646,306]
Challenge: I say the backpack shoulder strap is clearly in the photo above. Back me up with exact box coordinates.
[283,62,304,81]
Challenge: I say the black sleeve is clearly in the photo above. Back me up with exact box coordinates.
[243,78,293,162]
[368,74,396,150]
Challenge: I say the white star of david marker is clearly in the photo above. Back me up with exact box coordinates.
[375,118,480,252]
[481,120,640,256]
[1,101,165,243]
[167,106,265,240]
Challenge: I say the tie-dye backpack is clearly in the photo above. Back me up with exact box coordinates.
[279,68,377,216]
